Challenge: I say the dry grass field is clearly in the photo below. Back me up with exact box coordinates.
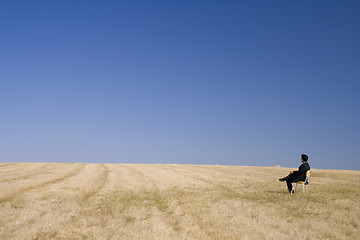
[0,162,359,240]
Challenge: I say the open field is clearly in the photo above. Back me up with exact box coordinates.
[0,162,359,239]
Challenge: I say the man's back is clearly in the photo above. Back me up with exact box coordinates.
[294,162,310,181]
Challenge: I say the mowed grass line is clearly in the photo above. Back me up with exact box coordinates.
[0,163,30,176]
[123,165,183,234]
[150,165,262,238]
[41,165,186,239]
[0,162,19,168]
[28,164,162,239]
[0,163,62,184]
[0,164,112,240]
[0,163,85,204]
[80,164,109,201]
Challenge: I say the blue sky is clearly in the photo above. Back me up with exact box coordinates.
[1,1,359,170]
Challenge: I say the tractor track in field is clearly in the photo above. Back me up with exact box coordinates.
[0,164,29,174]
[120,165,183,236]
[146,164,246,239]
[0,164,86,204]
[80,164,109,201]
[0,162,19,168]
[0,164,62,184]
[2,164,110,240]
[17,164,123,239]
[121,164,157,188]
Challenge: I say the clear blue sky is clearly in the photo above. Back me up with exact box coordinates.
[1,1,359,170]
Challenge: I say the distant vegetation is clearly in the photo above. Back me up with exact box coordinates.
[0,162,359,239]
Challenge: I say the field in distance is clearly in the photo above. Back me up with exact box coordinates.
[0,162,359,239]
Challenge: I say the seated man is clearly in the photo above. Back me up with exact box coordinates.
[279,154,310,193]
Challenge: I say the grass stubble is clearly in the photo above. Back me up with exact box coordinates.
[0,162,359,239]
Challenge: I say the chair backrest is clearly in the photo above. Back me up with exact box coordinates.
[305,170,311,184]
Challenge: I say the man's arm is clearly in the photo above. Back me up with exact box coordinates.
[291,164,306,176]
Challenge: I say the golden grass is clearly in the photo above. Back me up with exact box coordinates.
[0,162,359,239]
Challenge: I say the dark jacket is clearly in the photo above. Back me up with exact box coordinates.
[289,162,310,182]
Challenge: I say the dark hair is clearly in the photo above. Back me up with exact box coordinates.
[301,154,308,162]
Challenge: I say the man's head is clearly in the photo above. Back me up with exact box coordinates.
[301,154,308,162]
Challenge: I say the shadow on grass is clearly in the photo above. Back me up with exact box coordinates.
[265,190,290,194]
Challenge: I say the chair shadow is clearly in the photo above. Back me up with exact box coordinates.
[265,190,290,195]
